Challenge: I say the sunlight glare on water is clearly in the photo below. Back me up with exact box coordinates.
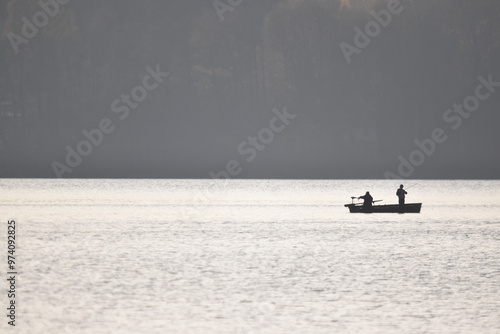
[0,179,499,333]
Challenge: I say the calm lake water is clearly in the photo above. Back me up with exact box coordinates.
[1,179,499,333]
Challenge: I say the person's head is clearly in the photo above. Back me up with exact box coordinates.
[400,184,404,188]
[366,191,370,195]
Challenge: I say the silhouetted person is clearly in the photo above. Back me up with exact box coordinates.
[358,191,373,211]
[397,184,407,207]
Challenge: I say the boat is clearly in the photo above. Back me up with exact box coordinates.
[344,202,422,213]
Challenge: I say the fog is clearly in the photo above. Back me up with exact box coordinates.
[1,0,499,179]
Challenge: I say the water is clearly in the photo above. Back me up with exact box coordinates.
[1,179,499,333]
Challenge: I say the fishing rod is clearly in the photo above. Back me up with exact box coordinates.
[351,197,383,205]
[403,183,417,191]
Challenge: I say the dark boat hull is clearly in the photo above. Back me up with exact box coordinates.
[344,203,422,213]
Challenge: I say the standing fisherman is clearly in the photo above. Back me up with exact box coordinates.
[396,184,407,207]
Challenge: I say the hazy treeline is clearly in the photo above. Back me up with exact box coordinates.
[1,0,499,178]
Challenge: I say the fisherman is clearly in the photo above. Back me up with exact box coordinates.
[396,184,407,207]
[358,191,373,210]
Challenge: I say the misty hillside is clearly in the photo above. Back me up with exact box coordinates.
[1,0,499,179]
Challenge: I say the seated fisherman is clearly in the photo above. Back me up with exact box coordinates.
[358,191,374,210]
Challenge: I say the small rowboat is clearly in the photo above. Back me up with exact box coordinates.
[344,203,422,213]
